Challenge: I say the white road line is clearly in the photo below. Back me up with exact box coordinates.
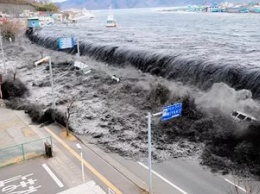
[138,162,188,194]
[224,178,246,193]
[42,163,64,188]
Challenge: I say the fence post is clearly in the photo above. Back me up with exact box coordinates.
[21,144,25,160]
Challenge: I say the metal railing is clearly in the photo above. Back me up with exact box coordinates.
[0,136,52,168]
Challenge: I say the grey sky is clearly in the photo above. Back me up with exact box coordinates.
[51,0,66,2]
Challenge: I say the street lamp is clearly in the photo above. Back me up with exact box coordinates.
[76,143,85,183]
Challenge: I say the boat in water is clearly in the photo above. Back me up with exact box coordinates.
[106,6,116,27]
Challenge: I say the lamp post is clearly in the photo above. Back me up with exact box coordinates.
[76,143,85,183]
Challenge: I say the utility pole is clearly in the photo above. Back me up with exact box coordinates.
[48,56,55,109]
[0,34,6,74]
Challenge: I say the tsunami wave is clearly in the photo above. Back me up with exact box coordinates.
[26,30,260,99]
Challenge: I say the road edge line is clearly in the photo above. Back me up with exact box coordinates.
[138,162,189,194]
[224,178,247,193]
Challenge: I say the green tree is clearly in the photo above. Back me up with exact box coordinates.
[33,1,60,12]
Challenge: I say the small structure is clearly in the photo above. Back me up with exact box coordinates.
[74,61,91,74]
[20,10,34,18]
[231,111,257,122]
[51,13,63,22]
[27,18,40,29]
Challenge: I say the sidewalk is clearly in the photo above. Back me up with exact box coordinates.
[0,107,105,193]
[0,107,145,194]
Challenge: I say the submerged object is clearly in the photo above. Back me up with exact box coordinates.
[231,111,257,122]
[111,75,120,82]
[74,61,91,74]
[34,56,49,66]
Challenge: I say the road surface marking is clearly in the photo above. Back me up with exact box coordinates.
[42,163,64,188]
[224,178,247,193]
[138,162,188,194]
[45,127,122,194]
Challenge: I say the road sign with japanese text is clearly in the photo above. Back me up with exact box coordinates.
[58,37,74,49]
[161,103,182,121]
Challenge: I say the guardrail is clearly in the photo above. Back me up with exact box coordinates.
[0,136,52,167]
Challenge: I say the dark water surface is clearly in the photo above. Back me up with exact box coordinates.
[33,8,260,97]
[41,8,260,66]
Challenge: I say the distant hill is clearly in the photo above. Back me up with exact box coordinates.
[0,0,36,15]
[0,0,32,5]
[57,0,257,10]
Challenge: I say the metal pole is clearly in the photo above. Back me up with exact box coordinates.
[0,34,6,74]
[148,112,152,194]
[21,144,25,160]
[48,57,55,109]
[77,37,80,58]
[80,151,85,183]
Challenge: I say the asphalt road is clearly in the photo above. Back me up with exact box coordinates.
[151,159,229,194]
[1,108,253,194]
[0,158,67,194]
[111,154,252,194]
[45,125,144,194]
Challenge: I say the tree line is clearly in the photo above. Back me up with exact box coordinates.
[0,0,59,12]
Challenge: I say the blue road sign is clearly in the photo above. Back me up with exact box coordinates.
[161,103,182,121]
[58,37,74,49]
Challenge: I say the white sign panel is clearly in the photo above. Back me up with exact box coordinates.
[58,37,74,49]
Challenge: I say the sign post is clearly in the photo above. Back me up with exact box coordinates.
[147,102,182,194]
[76,37,80,58]
[147,112,152,194]
[58,36,79,63]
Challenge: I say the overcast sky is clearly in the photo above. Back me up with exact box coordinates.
[51,0,66,2]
